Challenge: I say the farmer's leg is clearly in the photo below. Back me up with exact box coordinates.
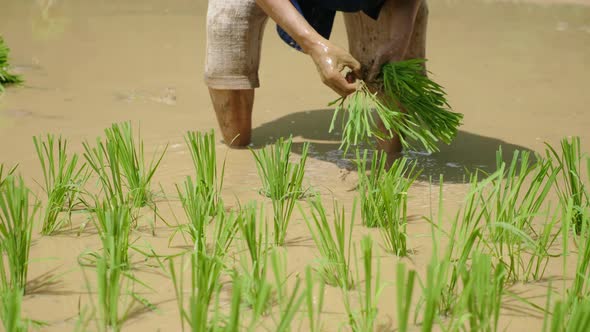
[343,1,429,154]
[205,0,268,147]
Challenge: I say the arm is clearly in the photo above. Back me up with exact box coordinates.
[367,0,424,81]
[255,0,361,96]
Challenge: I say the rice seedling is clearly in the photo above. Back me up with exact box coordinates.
[270,249,305,332]
[169,248,225,332]
[356,150,420,255]
[477,149,560,281]
[185,130,223,215]
[567,205,590,301]
[91,254,154,332]
[299,196,355,289]
[237,202,273,318]
[0,176,39,293]
[0,36,22,92]
[329,59,463,153]
[209,273,245,332]
[395,263,417,332]
[251,137,309,246]
[453,252,506,332]
[0,288,45,331]
[544,297,590,332]
[304,266,325,332]
[92,202,133,270]
[83,122,166,207]
[33,134,89,235]
[343,236,384,332]
[176,176,214,252]
[211,206,239,258]
[545,137,589,234]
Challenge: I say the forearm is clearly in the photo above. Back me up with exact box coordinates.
[255,0,325,54]
[382,0,423,61]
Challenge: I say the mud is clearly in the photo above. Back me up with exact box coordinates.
[1,0,589,331]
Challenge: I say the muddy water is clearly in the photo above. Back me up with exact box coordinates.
[1,0,589,331]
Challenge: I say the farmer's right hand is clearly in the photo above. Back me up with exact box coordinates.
[308,40,361,97]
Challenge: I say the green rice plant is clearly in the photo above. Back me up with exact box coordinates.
[304,266,325,332]
[169,248,225,332]
[251,137,309,246]
[185,130,223,215]
[481,149,560,281]
[33,134,89,235]
[395,263,417,332]
[270,249,305,332]
[92,253,153,332]
[299,196,355,289]
[0,288,26,332]
[0,176,39,293]
[83,122,166,208]
[343,236,384,332]
[0,36,22,92]
[567,205,590,301]
[356,150,420,255]
[176,176,214,252]
[211,206,239,258]
[453,252,506,332]
[329,59,463,153]
[545,137,589,234]
[545,297,590,332]
[104,122,166,207]
[237,202,273,319]
[209,274,244,332]
[92,202,133,270]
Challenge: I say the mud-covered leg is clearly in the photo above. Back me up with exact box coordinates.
[209,88,254,147]
[344,1,429,155]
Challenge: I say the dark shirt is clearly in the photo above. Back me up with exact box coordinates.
[277,0,386,50]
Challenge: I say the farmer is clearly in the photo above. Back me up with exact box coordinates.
[205,0,428,154]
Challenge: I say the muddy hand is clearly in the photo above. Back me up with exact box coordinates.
[309,40,361,97]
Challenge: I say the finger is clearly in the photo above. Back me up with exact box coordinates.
[342,55,362,81]
[330,75,357,97]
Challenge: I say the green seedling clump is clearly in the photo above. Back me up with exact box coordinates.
[34,134,89,235]
[185,130,224,215]
[251,137,309,246]
[545,136,589,234]
[0,176,39,293]
[300,197,355,289]
[330,58,463,153]
[356,150,420,256]
[0,36,22,92]
[84,122,166,208]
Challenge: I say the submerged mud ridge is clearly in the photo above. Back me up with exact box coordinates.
[0,0,589,331]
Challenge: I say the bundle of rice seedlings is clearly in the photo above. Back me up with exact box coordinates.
[299,197,355,289]
[251,137,309,246]
[0,36,22,92]
[33,134,89,235]
[185,130,223,215]
[92,202,133,270]
[0,287,45,332]
[0,176,39,293]
[330,59,463,153]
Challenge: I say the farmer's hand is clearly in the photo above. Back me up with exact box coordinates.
[308,40,361,97]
